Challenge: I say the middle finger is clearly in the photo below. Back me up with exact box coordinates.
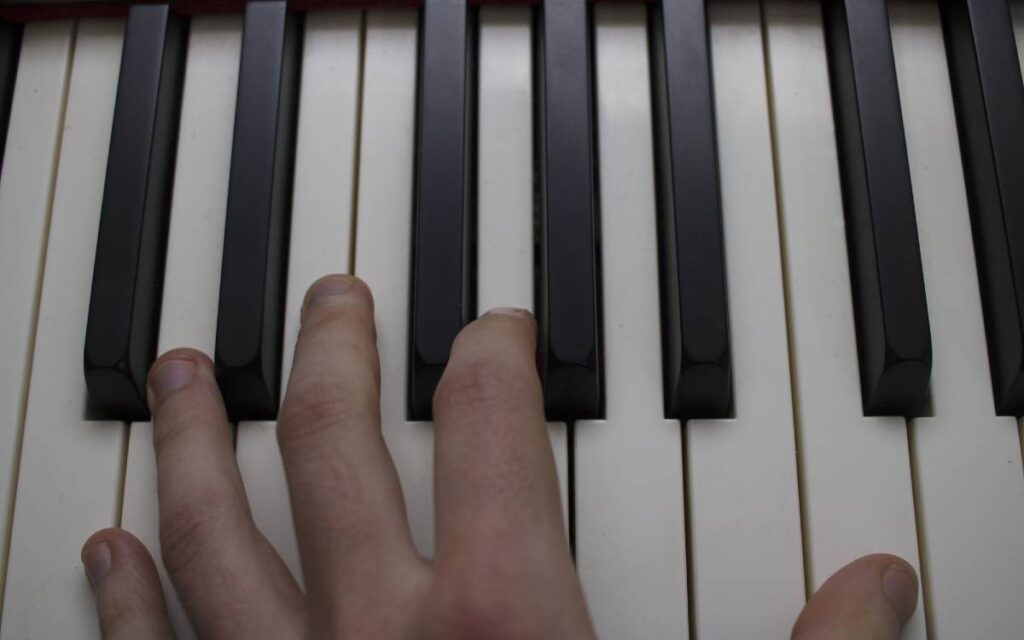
[278,275,425,629]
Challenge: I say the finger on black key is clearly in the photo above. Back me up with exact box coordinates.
[431,310,589,637]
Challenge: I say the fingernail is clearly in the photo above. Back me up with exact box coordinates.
[484,307,532,318]
[82,542,111,587]
[304,275,356,313]
[149,358,196,405]
[882,564,918,622]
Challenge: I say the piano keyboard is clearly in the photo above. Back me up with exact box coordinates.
[0,0,1021,638]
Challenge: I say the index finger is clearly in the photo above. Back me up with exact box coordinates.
[149,349,304,638]
[432,309,570,563]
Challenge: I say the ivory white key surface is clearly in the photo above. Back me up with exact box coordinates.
[119,17,243,639]
[0,23,74,600]
[477,5,568,524]
[237,9,363,585]
[353,9,433,554]
[0,21,126,639]
[891,3,1024,636]
[477,6,533,313]
[683,2,806,636]
[150,18,240,357]
[574,7,688,637]
[762,5,926,638]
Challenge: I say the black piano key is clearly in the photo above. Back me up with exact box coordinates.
[649,0,731,419]
[536,0,601,420]
[823,0,932,416]
[940,0,1024,415]
[0,22,21,173]
[215,1,300,421]
[408,0,474,421]
[84,5,186,420]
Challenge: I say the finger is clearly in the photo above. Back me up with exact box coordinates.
[279,275,425,628]
[432,309,570,566]
[792,553,918,640]
[82,529,174,640]
[149,349,304,639]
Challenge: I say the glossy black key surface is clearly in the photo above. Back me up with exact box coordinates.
[0,23,21,172]
[536,0,601,420]
[649,0,731,419]
[84,5,186,420]
[940,0,1024,415]
[215,0,299,421]
[409,0,474,421]
[823,0,931,416]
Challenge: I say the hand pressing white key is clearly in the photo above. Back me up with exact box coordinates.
[79,275,918,640]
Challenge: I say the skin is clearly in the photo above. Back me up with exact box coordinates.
[81,274,918,639]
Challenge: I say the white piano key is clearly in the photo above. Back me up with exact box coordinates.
[477,6,533,313]
[0,22,74,599]
[891,3,1024,636]
[353,9,431,554]
[237,9,363,584]
[119,16,242,639]
[684,2,806,636]
[762,4,926,637]
[477,5,568,526]
[0,20,126,639]
[574,6,688,637]
[150,19,240,359]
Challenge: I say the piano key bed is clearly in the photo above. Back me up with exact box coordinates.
[0,0,1021,637]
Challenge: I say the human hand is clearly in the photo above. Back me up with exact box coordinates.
[80,275,918,639]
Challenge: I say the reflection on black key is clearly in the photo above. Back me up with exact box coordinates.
[536,0,601,420]
[824,0,931,416]
[84,5,186,420]
[649,0,731,419]
[940,0,1024,415]
[0,22,21,172]
[409,0,474,421]
[215,1,299,421]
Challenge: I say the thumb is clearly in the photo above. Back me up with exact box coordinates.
[792,554,918,640]
[82,528,176,640]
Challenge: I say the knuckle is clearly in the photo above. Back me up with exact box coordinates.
[98,606,138,639]
[159,495,237,578]
[300,296,376,342]
[430,573,521,640]
[278,381,378,451]
[97,592,167,639]
[434,357,526,417]
[152,408,202,456]
[151,380,225,455]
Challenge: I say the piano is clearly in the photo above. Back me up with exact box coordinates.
[0,0,1021,637]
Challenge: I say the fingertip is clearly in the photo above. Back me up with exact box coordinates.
[82,528,174,639]
[460,308,538,356]
[147,349,213,413]
[82,528,160,588]
[482,306,534,320]
[436,310,543,421]
[880,556,919,624]
[302,274,373,318]
[792,553,918,640]
[82,530,114,587]
[149,348,212,375]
